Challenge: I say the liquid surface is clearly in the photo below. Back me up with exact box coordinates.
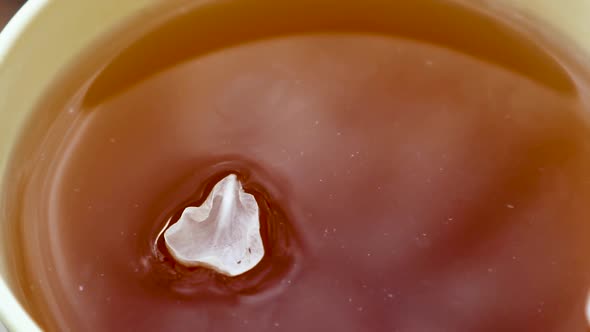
[4,1,590,332]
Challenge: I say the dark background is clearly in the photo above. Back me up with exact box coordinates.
[0,0,25,31]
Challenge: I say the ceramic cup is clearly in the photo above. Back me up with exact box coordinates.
[0,0,589,331]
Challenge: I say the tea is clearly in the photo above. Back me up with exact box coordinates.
[3,1,590,331]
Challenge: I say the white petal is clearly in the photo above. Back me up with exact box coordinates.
[164,174,264,277]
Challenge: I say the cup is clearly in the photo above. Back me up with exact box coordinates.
[0,0,589,331]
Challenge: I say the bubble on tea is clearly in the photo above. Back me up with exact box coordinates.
[164,174,264,277]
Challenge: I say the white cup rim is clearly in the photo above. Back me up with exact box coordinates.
[1,0,47,328]
[0,0,155,329]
